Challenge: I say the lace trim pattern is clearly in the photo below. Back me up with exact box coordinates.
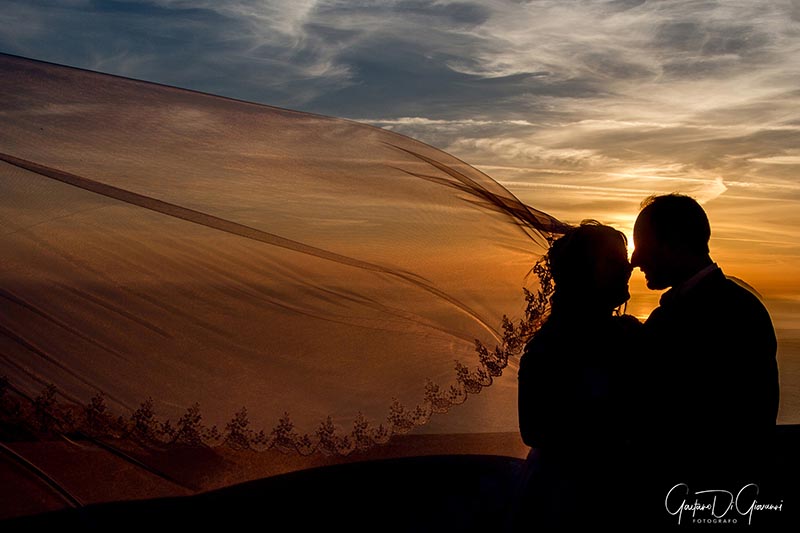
[0,265,553,456]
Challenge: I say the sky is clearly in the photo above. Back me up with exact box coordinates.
[1,0,800,326]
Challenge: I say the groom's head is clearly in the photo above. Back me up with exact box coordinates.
[631,194,711,290]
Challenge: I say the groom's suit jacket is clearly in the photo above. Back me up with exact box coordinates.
[643,265,779,481]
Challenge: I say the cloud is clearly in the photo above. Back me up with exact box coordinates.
[356,117,538,127]
[691,176,728,205]
[749,156,800,165]
[449,136,610,167]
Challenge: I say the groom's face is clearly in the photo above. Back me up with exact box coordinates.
[631,214,672,290]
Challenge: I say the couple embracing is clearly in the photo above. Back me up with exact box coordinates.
[513,193,779,530]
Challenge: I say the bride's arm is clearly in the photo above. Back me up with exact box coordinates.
[518,336,558,448]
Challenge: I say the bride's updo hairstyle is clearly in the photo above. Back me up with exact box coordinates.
[546,220,628,310]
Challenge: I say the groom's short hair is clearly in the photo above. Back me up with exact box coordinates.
[640,193,710,255]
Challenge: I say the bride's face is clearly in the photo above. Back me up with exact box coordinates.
[591,239,633,309]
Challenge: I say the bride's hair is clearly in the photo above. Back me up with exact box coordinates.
[546,220,628,308]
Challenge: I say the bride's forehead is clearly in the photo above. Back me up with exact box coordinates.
[599,242,629,261]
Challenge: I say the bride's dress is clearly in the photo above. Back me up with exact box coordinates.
[0,53,567,456]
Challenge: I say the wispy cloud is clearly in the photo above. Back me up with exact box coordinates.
[356,117,538,127]
[749,155,800,165]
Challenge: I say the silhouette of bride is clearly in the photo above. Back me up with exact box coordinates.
[511,221,642,531]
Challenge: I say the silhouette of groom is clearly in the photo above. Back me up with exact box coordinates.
[630,194,779,491]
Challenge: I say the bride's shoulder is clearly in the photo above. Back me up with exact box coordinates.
[613,313,642,326]
[610,314,644,337]
[521,320,558,355]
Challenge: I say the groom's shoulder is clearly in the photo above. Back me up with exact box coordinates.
[718,273,768,310]
[692,268,761,304]
[698,271,774,327]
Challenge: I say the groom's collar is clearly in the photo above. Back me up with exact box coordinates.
[660,262,720,307]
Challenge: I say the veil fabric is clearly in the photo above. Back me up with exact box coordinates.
[0,54,566,454]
